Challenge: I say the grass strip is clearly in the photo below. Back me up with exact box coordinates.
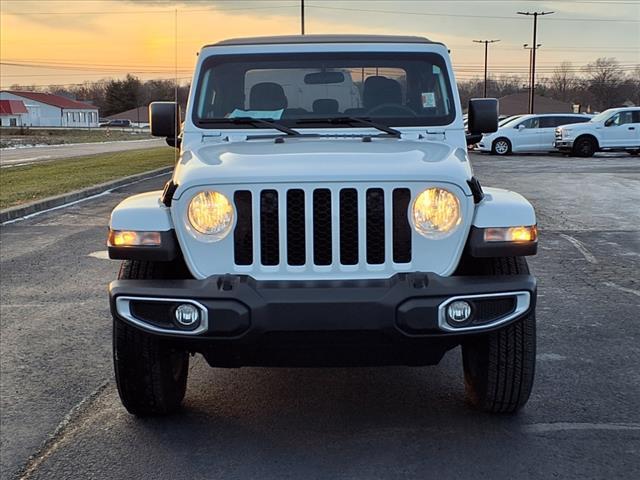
[0,147,174,209]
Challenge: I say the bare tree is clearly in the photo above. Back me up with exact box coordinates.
[584,57,624,110]
[550,62,576,102]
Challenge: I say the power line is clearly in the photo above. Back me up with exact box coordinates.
[305,4,640,23]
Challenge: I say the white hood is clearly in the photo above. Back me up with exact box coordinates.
[172,136,474,199]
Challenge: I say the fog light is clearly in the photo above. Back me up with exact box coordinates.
[174,303,200,327]
[447,300,472,323]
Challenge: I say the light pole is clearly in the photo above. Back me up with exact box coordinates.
[523,43,542,101]
[301,0,305,35]
[473,39,500,97]
[517,11,554,113]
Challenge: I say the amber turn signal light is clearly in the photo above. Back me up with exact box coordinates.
[108,230,162,247]
[484,225,537,243]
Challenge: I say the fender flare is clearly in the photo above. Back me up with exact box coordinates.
[472,187,536,228]
[110,191,173,231]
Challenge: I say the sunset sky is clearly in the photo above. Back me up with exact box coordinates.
[1,0,639,88]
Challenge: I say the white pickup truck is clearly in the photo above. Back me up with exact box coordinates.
[107,35,539,416]
[555,107,640,157]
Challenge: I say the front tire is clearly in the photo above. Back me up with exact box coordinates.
[113,260,190,416]
[460,257,536,413]
[572,136,597,157]
[491,138,512,156]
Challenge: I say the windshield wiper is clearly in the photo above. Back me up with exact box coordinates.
[297,116,401,138]
[198,117,301,136]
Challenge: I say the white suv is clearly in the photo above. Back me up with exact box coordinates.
[478,113,592,155]
[107,35,539,416]
[555,107,640,157]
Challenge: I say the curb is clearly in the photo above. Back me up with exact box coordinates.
[0,166,173,223]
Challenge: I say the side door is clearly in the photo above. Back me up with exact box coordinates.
[513,117,540,152]
[603,111,636,147]
[537,116,562,151]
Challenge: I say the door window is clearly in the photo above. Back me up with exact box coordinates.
[517,117,539,129]
[539,117,560,128]
[608,111,634,126]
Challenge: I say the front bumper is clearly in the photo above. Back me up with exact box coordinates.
[476,141,491,152]
[554,139,574,149]
[109,273,536,367]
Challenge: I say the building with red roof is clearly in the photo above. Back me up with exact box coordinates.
[0,91,99,128]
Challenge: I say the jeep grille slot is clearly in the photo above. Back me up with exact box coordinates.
[339,188,359,265]
[286,189,306,266]
[366,188,385,264]
[260,190,279,265]
[233,191,253,265]
[392,188,412,263]
[313,189,333,266]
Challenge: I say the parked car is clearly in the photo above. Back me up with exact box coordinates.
[100,119,131,128]
[555,107,640,157]
[107,34,539,416]
[477,113,593,155]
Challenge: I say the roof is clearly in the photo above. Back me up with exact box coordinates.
[498,93,573,116]
[209,34,435,47]
[0,99,28,115]
[2,91,97,111]
[106,106,149,123]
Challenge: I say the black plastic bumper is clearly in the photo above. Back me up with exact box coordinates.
[109,273,536,367]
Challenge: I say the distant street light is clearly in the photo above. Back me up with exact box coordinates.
[517,11,554,113]
[473,39,500,98]
[523,43,542,99]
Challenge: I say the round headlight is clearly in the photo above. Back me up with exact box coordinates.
[412,188,461,238]
[187,191,234,240]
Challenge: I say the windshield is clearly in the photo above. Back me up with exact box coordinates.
[500,115,527,128]
[192,52,456,128]
[498,115,522,127]
[590,109,616,123]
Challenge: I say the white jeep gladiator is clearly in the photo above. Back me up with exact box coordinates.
[108,35,539,416]
[555,107,640,157]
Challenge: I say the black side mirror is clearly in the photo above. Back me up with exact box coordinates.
[150,101,181,148]
[467,98,498,134]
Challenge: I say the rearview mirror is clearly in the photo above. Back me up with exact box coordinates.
[467,98,498,134]
[150,101,181,147]
[304,71,345,85]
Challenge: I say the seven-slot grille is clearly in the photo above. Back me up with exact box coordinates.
[233,187,412,268]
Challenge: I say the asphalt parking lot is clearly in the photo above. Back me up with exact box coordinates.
[1,151,639,479]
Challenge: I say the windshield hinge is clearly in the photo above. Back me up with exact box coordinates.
[425,130,446,140]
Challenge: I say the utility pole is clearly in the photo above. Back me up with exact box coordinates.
[517,11,554,113]
[523,43,542,102]
[473,39,500,97]
[301,0,305,35]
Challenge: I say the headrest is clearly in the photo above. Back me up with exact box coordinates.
[363,76,402,110]
[312,98,339,114]
[249,82,288,110]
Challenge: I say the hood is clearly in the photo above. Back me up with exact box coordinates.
[172,136,473,199]
[557,121,595,131]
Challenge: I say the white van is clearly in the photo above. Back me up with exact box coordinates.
[478,113,593,155]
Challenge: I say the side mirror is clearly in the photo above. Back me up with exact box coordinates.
[604,118,614,127]
[467,98,498,134]
[149,101,181,148]
[517,124,526,130]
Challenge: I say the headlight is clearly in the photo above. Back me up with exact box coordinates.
[187,191,234,240]
[412,188,461,238]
